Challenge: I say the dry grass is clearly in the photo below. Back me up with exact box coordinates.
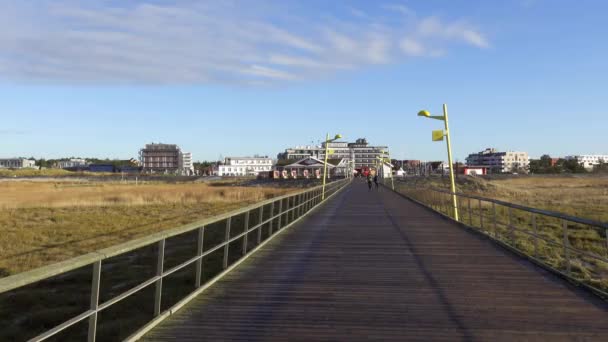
[392,174,608,291]
[407,174,608,222]
[0,181,292,276]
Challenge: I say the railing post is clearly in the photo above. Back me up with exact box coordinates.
[242,211,250,256]
[532,214,538,258]
[257,206,263,244]
[195,226,205,288]
[508,207,515,245]
[223,217,231,269]
[87,260,101,342]
[269,201,275,236]
[287,196,296,223]
[563,220,571,275]
[478,199,483,229]
[492,202,497,238]
[605,228,608,257]
[468,197,472,225]
[277,199,283,230]
[154,239,165,317]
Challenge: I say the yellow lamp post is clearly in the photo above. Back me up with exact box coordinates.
[322,133,342,200]
[418,104,459,221]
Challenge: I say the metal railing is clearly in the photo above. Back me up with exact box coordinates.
[0,179,350,342]
[386,178,608,298]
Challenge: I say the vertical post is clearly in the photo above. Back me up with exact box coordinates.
[223,217,231,269]
[468,197,472,225]
[257,206,263,244]
[242,211,250,256]
[195,226,205,288]
[288,196,294,223]
[532,214,538,258]
[563,220,571,275]
[87,260,101,342]
[443,104,459,221]
[322,133,329,200]
[492,202,497,238]
[277,199,283,230]
[508,207,515,245]
[605,228,608,257]
[154,239,165,317]
[269,202,275,236]
[478,199,483,229]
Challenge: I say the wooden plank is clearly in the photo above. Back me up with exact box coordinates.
[142,181,608,341]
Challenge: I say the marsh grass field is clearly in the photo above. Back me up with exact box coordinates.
[0,179,292,276]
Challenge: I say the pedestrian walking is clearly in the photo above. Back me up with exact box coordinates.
[367,173,373,191]
[373,174,379,190]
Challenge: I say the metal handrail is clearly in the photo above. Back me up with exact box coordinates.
[387,179,608,298]
[0,178,350,342]
[427,185,608,229]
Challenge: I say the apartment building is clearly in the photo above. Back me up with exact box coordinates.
[279,138,389,172]
[0,158,36,169]
[466,148,529,173]
[57,158,88,169]
[564,155,608,169]
[139,143,181,173]
[218,156,274,176]
[179,152,194,175]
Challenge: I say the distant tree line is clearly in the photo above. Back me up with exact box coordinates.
[529,155,607,174]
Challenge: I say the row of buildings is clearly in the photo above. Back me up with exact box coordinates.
[217,138,391,178]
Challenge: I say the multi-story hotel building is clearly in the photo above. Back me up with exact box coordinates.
[466,148,529,173]
[140,143,181,174]
[279,138,389,172]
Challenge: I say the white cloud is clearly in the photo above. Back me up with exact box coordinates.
[418,17,489,48]
[0,1,489,84]
[400,38,425,56]
[382,4,416,17]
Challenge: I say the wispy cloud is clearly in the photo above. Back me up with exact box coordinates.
[382,3,416,17]
[0,1,489,85]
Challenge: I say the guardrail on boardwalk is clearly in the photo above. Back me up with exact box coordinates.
[0,178,350,342]
[384,177,608,298]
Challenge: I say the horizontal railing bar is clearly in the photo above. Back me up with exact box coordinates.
[0,180,346,294]
[6,178,350,342]
[418,185,608,229]
[456,207,608,264]
[29,309,95,342]
[97,276,159,312]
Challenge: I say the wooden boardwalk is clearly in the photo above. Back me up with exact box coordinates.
[142,181,608,341]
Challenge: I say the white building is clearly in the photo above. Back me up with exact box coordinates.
[218,156,274,176]
[279,138,389,172]
[179,152,194,175]
[564,155,608,169]
[0,158,36,169]
[466,148,529,173]
[57,158,88,169]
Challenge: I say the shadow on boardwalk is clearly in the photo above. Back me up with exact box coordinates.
[143,181,608,341]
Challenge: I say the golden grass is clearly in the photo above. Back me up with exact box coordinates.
[393,174,608,291]
[410,175,608,222]
[0,181,292,276]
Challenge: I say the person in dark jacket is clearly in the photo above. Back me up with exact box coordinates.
[373,174,379,190]
[366,173,373,191]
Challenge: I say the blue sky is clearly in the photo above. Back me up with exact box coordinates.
[1,0,606,162]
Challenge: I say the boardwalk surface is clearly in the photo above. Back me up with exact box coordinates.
[142,181,608,341]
